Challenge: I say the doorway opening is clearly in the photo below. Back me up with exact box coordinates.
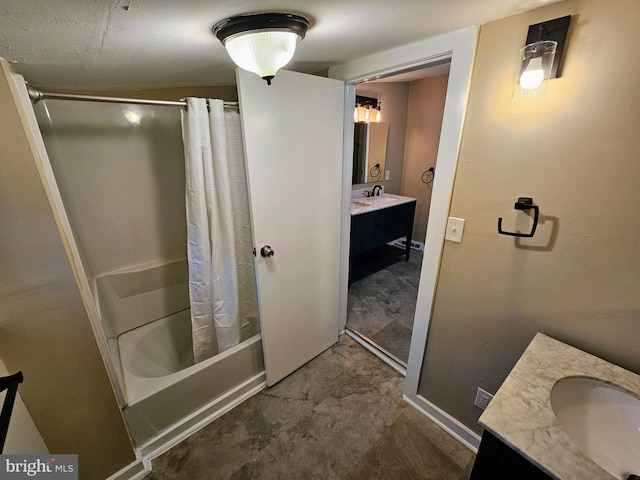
[346,61,451,371]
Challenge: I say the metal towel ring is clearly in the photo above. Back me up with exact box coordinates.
[497,197,540,238]
[369,163,381,178]
[421,167,435,184]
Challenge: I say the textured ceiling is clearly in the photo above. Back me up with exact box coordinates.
[0,0,563,91]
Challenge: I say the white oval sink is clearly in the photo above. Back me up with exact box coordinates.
[350,193,417,215]
[353,195,397,207]
[550,377,640,479]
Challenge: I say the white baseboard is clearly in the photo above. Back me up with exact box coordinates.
[404,393,480,453]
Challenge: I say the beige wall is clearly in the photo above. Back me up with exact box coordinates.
[419,0,640,435]
[355,82,410,193]
[401,73,449,243]
[0,358,48,454]
[0,59,135,477]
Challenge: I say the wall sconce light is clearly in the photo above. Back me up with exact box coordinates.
[354,95,382,123]
[213,13,309,86]
[516,15,571,96]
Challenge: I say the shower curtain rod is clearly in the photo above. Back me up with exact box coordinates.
[25,84,239,110]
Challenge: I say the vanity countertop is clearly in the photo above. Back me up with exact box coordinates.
[350,193,416,216]
[479,333,640,480]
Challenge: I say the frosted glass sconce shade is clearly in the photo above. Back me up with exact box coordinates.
[517,41,557,96]
[214,13,309,85]
[515,15,571,97]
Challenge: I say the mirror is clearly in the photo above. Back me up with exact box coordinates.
[352,122,389,185]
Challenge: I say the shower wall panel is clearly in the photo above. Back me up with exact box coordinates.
[34,101,187,278]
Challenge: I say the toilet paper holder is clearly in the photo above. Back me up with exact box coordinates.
[498,197,539,238]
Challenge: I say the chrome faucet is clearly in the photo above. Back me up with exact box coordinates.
[372,185,382,196]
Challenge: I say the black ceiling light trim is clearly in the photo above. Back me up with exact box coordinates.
[213,13,309,45]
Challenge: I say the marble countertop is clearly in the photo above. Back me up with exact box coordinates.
[479,333,640,480]
[350,193,416,216]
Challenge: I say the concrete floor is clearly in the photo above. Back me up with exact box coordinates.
[146,334,474,479]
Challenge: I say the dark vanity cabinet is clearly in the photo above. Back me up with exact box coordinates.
[470,431,554,480]
[349,200,416,284]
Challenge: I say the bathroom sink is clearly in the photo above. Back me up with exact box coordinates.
[353,194,402,207]
[351,193,417,215]
[550,377,640,479]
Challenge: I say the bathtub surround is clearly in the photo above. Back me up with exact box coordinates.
[182,98,258,360]
[91,257,264,446]
[19,76,267,462]
[31,93,187,405]
[146,335,475,480]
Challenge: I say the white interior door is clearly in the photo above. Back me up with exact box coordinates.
[237,69,345,386]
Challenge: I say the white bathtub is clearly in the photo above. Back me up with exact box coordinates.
[94,258,265,446]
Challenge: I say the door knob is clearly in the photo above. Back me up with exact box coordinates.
[260,245,275,258]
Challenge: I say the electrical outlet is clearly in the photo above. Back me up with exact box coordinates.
[474,388,494,410]
[385,170,390,181]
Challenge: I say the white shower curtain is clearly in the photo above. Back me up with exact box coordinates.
[181,98,258,363]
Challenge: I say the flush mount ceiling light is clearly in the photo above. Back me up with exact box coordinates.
[213,12,309,86]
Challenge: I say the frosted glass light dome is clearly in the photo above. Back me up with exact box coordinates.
[225,31,299,83]
[213,13,309,85]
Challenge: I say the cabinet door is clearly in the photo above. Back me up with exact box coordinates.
[350,212,379,255]
[237,69,345,386]
[378,202,416,244]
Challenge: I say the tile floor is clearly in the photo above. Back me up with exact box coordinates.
[347,250,423,364]
[146,334,474,480]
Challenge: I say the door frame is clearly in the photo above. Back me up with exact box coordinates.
[329,25,481,451]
